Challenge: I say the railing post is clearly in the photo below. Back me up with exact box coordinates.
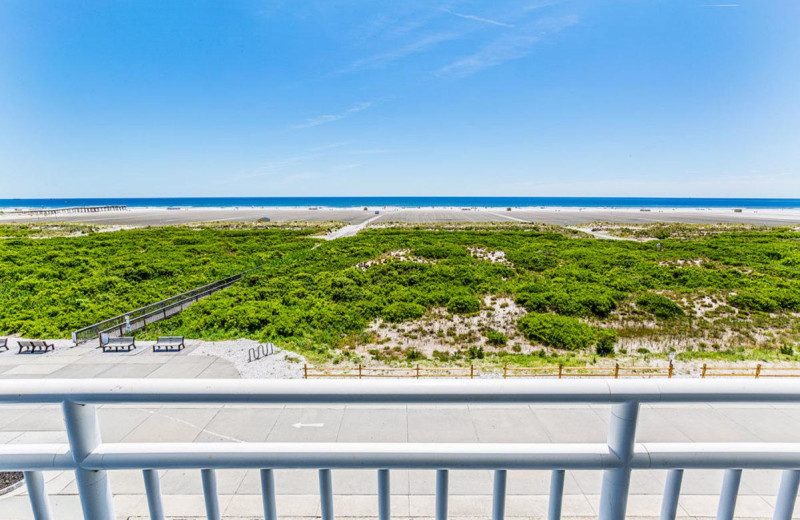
[660,469,683,520]
[755,364,762,378]
[359,365,363,379]
[62,400,115,520]
[493,470,507,520]
[599,401,639,520]
[201,469,221,520]
[558,364,563,379]
[548,470,565,520]
[416,365,420,379]
[143,469,165,520]
[668,361,674,378]
[717,469,742,520]
[378,469,390,520]
[503,364,507,379]
[702,363,707,378]
[436,470,449,520]
[614,363,620,379]
[23,471,53,520]
[470,364,474,379]
[304,364,308,379]
[261,469,277,520]
[320,469,334,520]
[773,470,800,520]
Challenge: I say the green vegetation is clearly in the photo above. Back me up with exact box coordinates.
[595,329,618,357]
[1,222,799,366]
[486,330,508,346]
[636,293,685,319]
[0,223,324,337]
[518,314,598,350]
[446,295,481,315]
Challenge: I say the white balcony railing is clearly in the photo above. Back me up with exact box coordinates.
[1,379,800,520]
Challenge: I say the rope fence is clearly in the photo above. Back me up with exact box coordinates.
[303,362,800,379]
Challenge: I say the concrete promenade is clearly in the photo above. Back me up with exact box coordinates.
[2,345,800,519]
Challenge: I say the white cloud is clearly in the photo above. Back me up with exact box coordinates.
[291,102,373,130]
[282,171,320,183]
[438,15,578,77]
[339,33,458,73]
[444,9,514,28]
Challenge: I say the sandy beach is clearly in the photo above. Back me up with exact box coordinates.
[2,205,800,226]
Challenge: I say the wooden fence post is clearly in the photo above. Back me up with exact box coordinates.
[614,363,620,379]
[701,363,707,378]
[503,365,507,379]
[416,365,420,379]
[755,364,761,378]
[558,364,563,379]
[668,361,674,379]
[470,364,474,379]
[358,365,362,379]
[303,364,308,379]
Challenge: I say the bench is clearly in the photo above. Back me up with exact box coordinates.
[18,340,55,354]
[154,336,185,352]
[0,338,7,351]
[101,337,136,352]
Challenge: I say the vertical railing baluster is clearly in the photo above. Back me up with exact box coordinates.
[548,470,565,520]
[23,471,53,520]
[599,401,640,520]
[717,469,742,520]
[436,469,449,520]
[493,470,507,520]
[660,469,683,520]
[378,469,391,520]
[143,469,165,520]
[261,469,277,520]
[320,469,334,520]
[201,469,221,520]
[773,470,800,520]
[62,401,115,520]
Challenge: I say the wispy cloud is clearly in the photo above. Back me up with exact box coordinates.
[444,9,514,28]
[282,171,320,183]
[221,145,387,184]
[438,15,579,78]
[524,0,566,11]
[291,102,373,130]
[339,33,458,73]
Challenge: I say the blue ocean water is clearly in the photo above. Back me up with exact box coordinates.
[1,197,800,209]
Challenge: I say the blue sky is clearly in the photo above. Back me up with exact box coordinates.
[1,0,799,198]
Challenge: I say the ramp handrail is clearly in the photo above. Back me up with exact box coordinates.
[71,267,261,344]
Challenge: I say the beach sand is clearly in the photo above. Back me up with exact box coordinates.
[2,205,800,226]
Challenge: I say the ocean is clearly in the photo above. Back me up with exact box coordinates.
[1,197,800,209]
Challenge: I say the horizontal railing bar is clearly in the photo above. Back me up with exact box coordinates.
[0,445,73,470]
[635,442,800,469]
[6,441,800,472]
[2,379,800,405]
[7,442,800,471]
[85,442,615,470]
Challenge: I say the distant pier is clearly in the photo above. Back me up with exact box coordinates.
[13,205,127,216]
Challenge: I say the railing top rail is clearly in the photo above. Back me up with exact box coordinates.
[2,379,800,405]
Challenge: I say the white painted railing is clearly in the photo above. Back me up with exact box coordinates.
[1,379,800,520]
